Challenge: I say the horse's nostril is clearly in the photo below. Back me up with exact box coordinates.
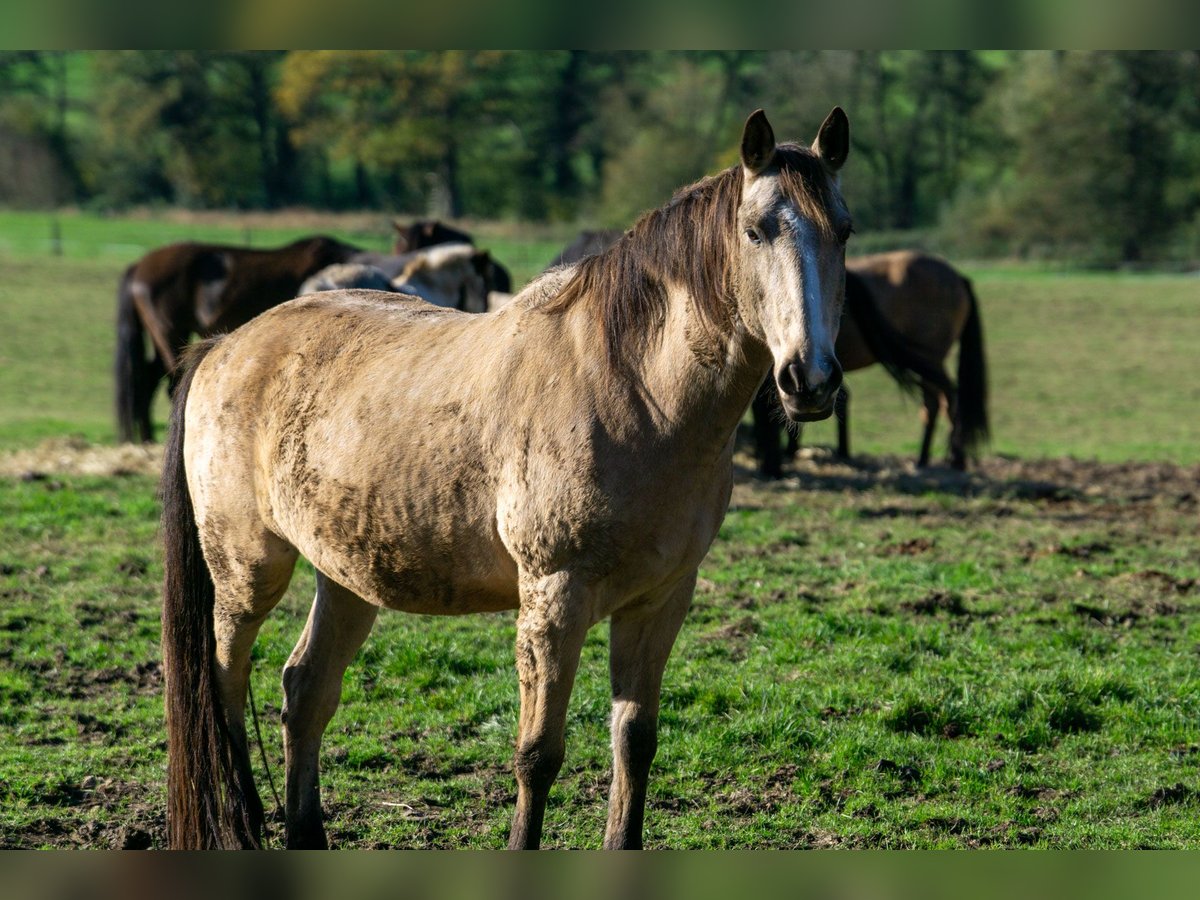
[779,361,805,397]
[779,357,840,401]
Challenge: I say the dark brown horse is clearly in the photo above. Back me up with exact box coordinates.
[115,235,360,443]
[392,219,473,253]
[752,251,987,475]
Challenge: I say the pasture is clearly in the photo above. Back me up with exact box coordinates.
[1,210,1199,848]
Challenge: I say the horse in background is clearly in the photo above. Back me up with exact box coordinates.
[388,219,513,293]
[114,235,360,443]
[546,229,623,270]
[752,251,988,476]
[302,244,492,314]
[160,107,852,850]
[391,219,473,253]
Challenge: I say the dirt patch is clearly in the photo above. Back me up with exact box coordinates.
[0,437,162,478]
[881,537,936,556]
[1,777,165,849]
[901,592,971,617]
[732,450,1200,507]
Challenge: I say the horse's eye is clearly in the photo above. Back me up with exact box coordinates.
[745,228,762,245]
[838,224,855,245]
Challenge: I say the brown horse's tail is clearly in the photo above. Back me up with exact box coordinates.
[843,272,955,398]
[114,264,145,443]
[955,277,990,457]
[161,338,261,850]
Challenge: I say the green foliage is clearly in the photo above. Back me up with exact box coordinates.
[3,51,1197,259]
[941,51,1200,265]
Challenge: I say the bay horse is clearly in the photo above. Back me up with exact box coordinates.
[161,108,853,850]
[114,235,361,443]
[839,252,988,469]
[752,251,987,475]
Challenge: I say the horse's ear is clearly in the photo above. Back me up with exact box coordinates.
[741,109,776,177]
[812,107,849,173]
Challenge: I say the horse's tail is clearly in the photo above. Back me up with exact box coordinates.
[114,264,144,443]
[161,338,260,850]
[955,277,990,456]
[843,273,954,398]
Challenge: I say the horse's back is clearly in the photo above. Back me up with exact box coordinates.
[847,251,970,356]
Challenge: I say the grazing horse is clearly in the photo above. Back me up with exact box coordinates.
[160,108,852,850]
[298,263,394,295]
[839,252,987,469]
[114,235,361,443]
[392,243,492,313]
[390,219,513,293]
[303,245,492,313]
[751,251,987,474]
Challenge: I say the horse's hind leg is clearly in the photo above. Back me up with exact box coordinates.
[946,386,966,471]
[835,385,851,460]
[210,533,299,845]
[282,572,378,849]
[509,571,592,850]
[917,383,941,467]
[136,353,167,443]
[604,574,693,849]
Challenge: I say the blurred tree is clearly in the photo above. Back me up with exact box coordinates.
[1,50,1197,263]
[972,51,1199,263]
[89,51,294,208]
[594,52,765,226]
[0,51,80,206]
[757,51,996,231]
[277,51,516,216]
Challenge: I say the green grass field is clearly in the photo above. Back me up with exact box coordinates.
[1,211,1198,848]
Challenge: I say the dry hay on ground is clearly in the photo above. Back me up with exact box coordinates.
[0,437,163,479]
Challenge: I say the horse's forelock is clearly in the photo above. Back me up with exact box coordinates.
[773,144,840,240]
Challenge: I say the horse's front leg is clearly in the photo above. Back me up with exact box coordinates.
[604,574,694,849]
[508,571,591,850]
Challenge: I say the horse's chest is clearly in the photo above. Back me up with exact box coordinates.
[498,457,732,595]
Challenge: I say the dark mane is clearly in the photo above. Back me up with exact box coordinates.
[544,144,838,370]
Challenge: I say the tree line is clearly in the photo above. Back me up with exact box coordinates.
[2,51,1198,264]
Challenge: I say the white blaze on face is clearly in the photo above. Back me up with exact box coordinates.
[781,204,835,362]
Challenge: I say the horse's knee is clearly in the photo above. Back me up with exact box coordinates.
[514,739,565,794]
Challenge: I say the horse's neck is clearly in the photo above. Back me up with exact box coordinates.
[592,286,768,462]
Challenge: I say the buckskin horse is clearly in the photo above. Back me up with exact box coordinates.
[160,108,852,850]
[753,251,988,475]
[114,235,361,443]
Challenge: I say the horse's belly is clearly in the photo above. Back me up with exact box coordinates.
[300,531,520,616]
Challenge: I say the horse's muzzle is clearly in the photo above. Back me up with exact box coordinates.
[776,355,842,422]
